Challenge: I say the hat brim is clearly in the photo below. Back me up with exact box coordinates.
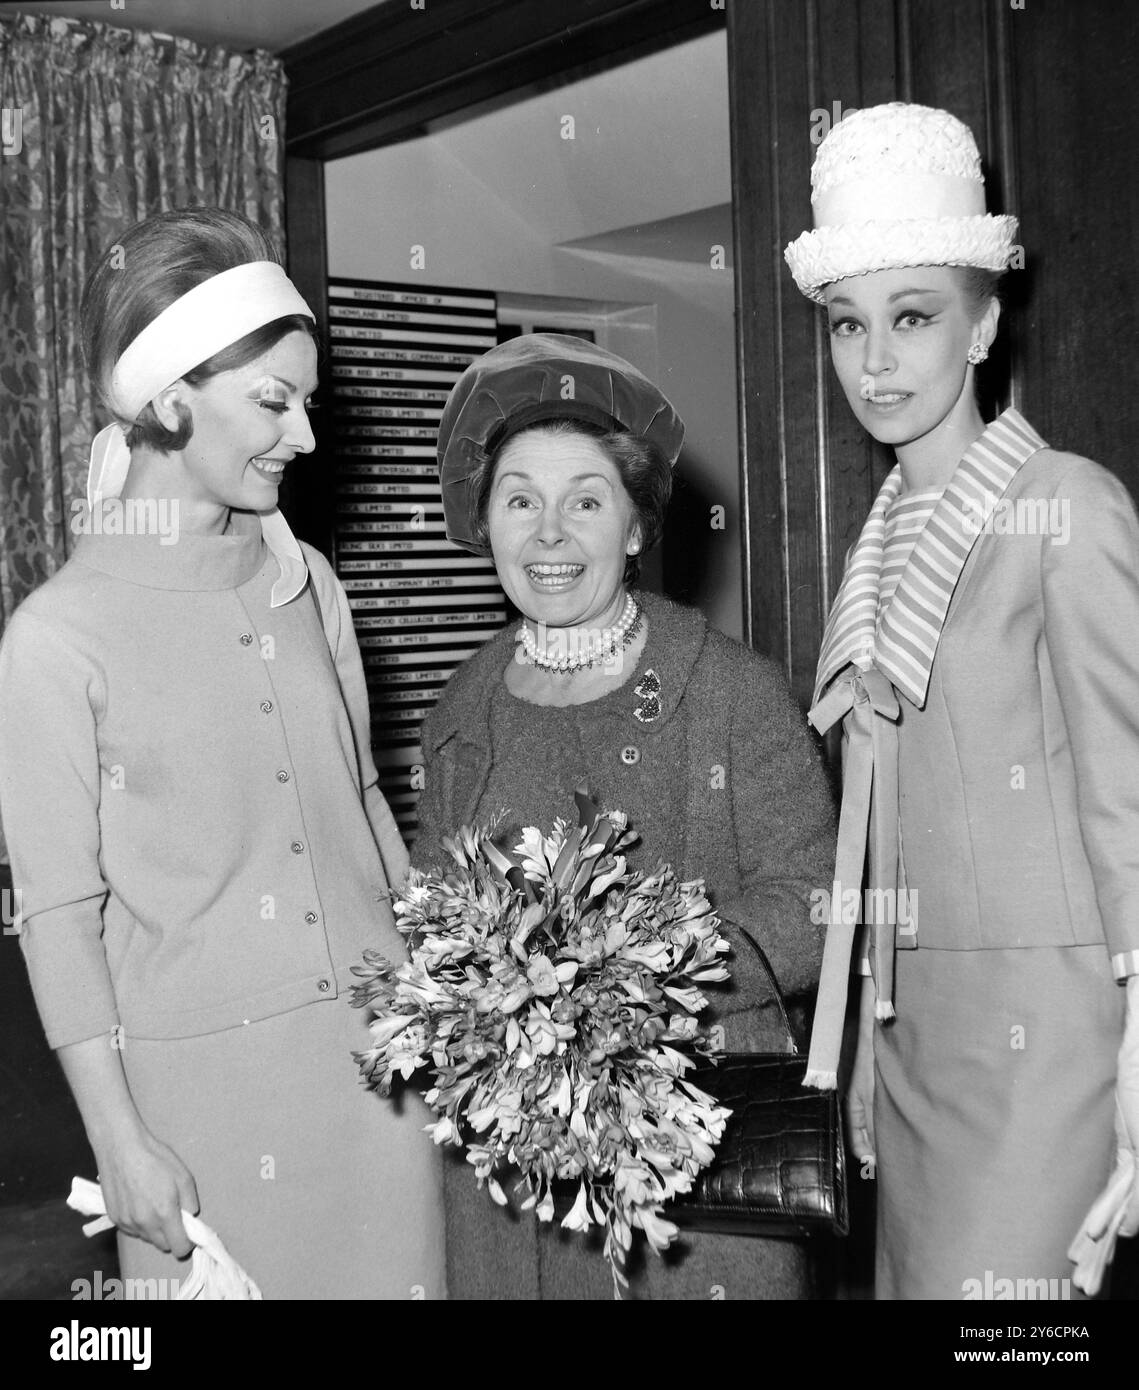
[436,334,684,553]
[484,399,625,455]
[784,214,1018,303]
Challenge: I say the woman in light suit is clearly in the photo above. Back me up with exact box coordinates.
[0,209,444,1298]
[785,103,1139,1299]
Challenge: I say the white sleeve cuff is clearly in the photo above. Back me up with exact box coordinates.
[1111,949,1139,981]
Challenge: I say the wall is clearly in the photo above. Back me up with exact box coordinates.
[323,32,743,639]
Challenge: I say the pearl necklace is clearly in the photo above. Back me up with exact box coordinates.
[516,594,643,674]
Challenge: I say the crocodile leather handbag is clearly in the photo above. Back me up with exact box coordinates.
[670,926,849,1238]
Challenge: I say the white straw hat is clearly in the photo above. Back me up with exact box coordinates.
[784,102,1018,303]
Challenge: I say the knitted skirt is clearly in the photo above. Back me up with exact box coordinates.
[114,998,445,1300]
[873,942,1122,1300]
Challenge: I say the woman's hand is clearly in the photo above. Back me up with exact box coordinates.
[57,1032,199,1259]
[93,1122,200,1258]
[846,972,877,1168]
[1068,976,1139,1295]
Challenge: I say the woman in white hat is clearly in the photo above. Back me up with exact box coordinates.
[786,102,1139,1299]
[0,208,444,1297]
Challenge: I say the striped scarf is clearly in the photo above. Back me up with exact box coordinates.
[814,408,1048,709]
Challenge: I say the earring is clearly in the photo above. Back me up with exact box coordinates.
[966,342,989,365]
[628,542,640,555]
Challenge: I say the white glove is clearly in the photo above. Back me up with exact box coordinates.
[68,1176,262,1300]
[1068,977,1139,1296]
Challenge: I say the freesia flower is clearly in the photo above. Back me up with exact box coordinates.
[586,856,627,901]
[525,955,560,997]
[351,805,732,1296]
[428,1116,460,1145]
[552,1069,573,1116]
[663,985,706,1012]
[367,1013,415,1048]
[561,1182,592,1233]
[634,1204,679,1253]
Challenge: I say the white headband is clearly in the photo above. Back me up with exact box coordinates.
[108,261,314,422]
[86,260,315,608]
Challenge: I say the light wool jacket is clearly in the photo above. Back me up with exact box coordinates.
[813,413,1139,975]
[894,446,1139,968]
[0,513,407,1047]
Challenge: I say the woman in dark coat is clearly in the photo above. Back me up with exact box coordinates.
[413,334,835,1299]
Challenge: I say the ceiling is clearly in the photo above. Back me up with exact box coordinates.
[418,32,732,269]
[558,206,734,269]
[0,0,388,51]
[328,29,732,277]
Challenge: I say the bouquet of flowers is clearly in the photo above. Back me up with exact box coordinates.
[351,791,733,1294]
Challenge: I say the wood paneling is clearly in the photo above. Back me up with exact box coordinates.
[730,0,1137,705]
[1010,0,1139,484]
[727,0,791,663]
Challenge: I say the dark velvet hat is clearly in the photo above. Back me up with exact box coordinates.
[436,333,685,553]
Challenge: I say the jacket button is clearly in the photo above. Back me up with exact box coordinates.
[276,770,290,783]
[317,979,331,992]
[304,911,318,924]
[291,841,305,854]
[260,700,274,714]
[620,745,640,765]
[239,633,254,646]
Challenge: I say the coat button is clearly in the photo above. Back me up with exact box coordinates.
[260,700,274,714]
[239,633,254,646]
[317,979,331,992]
[291,841,305,854]
[620,745,640,765]
[276,770,290,783]
[304,911,318,924]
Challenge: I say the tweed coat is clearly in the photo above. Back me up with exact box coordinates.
[412,589,836,1299]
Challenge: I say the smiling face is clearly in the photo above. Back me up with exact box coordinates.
[486,428,641,630]
[155,330,318,519]
[824,266,998,454]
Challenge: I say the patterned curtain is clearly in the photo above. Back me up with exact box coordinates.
[0,12,287,629]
